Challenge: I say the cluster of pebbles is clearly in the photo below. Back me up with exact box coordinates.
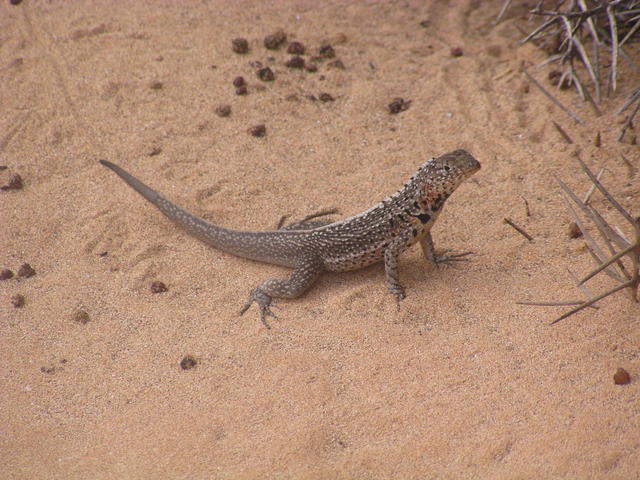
[216,29,350,137]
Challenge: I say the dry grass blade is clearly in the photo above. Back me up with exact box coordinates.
[560,194,625,283]
[575,156,635,224]
[517,300,597,307]
[550,280,635,324]
[520,155,640,324]
[552,120,574,143]
[607,5,620,92]
[578,244,636,285]
[495,0,513,24]
[583,167,605,204]
[504,217,534,241]
[618,98,640,141]
[523,70,584,124]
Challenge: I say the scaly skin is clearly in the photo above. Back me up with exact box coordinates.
[100,149,480,327]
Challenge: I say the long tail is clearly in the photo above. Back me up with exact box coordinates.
[99,160,296,267]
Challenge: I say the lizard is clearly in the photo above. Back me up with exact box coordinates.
[99,149,480,328]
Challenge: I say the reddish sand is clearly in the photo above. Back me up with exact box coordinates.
[2,1,639,478]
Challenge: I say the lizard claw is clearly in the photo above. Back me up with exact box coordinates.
[390,285,406,311]
[240,288,277,329]
[434,250,474,266]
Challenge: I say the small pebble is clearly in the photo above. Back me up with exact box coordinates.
[319,93,334,102]
[10,0,23,5]
[248,124,266,137]
[17,263,36,278]
[149,80,163,90]
[231,37,249,54]
[235,85,248,95]
[419,20,430,28]
[180,355,198,370]
[567,222,582,239]
[264,30,286,50]
[285,56,305,69]
[0,165,7,170]
[287,41,305,55]
[149,146,162,156]
[233,76,246,87]
[450,47,464,57]
[327,59,345,70]
[614,367,631,385]
[257,67,275,82]
[388,97,411,114]
[72,310,91,324]
[1,173,24,190]
[11,294,25,308]
[150,281,168,293]
[0,268,14,280]
[318,44,335,59]
[305,63,318,73]
[333,33,348,44]
[215,104,231,117]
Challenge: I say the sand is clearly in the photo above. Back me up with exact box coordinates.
[2,0,639,478]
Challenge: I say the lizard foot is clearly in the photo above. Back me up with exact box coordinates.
[239,288,277,329]
[389,284,406,311]
[433,250,474,266]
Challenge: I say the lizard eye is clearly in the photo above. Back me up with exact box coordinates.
[444,165,450,171]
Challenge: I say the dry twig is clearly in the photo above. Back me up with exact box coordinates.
[519,157,640,324]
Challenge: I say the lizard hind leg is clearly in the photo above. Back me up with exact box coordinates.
[239,259,324,328]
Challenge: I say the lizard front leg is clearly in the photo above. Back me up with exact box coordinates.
[384,228,414,307]
[239,258,324,328]
[419,232,473,265]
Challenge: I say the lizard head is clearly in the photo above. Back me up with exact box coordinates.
[414,149,481,211]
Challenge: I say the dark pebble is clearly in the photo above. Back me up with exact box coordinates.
[318,44,335,59]
[248,124,266,137]
[0,268,14,280]
[388,98,411,114]
[257,67,275,81]
[215,104,231,117]
[614,368,631,385]
[17,263,36,278]
[319,93,334,102]
[180,355,198,370]
[10,0,23,5]
[264,30,286,50]
[287,41,305,55]
[233,76,246,87]
[11,294,25,308]
[419,20,430,28]
[235,85,248,95]
[231,38,249,54]
[1,173,24,190]
[150,281,168,293]
[305,63,318,73]
[450,47,464,57]
[285,56,305,69]
[73,310,91,324]
[149,80,163,90]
